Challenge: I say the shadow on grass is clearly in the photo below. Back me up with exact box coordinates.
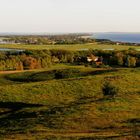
[0,97,138,139]
[122,119,140,138]
[0,97,106,131]
[0,97,114,129]
[5,68,118,83]
[0,102,43,132]
[0,102,42,115]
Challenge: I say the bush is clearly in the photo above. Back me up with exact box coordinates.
[102,81,118,98]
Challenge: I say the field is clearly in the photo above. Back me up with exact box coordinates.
[0,43,140,50]
[0,64,139,139]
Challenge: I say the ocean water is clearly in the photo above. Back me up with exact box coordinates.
[92,33,140,43]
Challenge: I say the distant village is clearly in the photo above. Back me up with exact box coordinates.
[0,35,140,46]
[0,38,20,44]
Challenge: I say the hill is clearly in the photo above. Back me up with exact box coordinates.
[0,66,139,139]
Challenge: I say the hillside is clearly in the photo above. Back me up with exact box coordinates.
[0,66,139,139]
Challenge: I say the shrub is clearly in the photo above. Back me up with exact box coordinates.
[102,81,118,98]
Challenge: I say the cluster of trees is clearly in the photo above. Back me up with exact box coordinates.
[0,50,51,71]
[0,49,140,71]
[93,49,139,67]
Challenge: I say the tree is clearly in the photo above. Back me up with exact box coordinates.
[116,52,124,66]
[125,56,136,67]
[22,56,40,70]
[16,61,23,70]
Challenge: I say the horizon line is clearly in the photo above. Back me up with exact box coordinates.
[1,32,140,36]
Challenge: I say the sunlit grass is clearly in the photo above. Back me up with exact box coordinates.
[0,66,139,139]
[0,43,140,50]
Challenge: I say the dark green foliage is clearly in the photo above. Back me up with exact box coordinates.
[6,68,82,82]
[0,49,140,71]
[6,68,118,83]
[102,81,118,97]
[50,49,74,63]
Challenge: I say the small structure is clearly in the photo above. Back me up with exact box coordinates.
[87,54,103,66]
[87,57,93,62]
[116,42,120,45]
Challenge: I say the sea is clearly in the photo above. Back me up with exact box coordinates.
[92,33,140,43]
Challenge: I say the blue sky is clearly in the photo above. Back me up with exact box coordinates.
[0,0,140,33]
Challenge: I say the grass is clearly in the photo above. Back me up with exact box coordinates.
[0,43,140,51]
[0,66,140,139]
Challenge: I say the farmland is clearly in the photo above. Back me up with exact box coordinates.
[0,43,140,51]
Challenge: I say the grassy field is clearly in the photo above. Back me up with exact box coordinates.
[0,65,139,139]
[0,43,140,51]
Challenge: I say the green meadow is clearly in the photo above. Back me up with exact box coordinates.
[0,43,140,50]
[0,65,139,139]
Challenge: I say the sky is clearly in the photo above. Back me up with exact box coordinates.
[0,0,140,33]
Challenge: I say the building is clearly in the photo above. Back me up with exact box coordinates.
[87,54,103,66]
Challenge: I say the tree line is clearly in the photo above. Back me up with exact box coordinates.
[0,49,140,71]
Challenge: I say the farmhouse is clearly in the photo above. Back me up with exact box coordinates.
[87,54,103,66]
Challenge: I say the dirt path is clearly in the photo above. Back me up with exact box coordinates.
[0,70,36,74]
[0,70,23,74]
